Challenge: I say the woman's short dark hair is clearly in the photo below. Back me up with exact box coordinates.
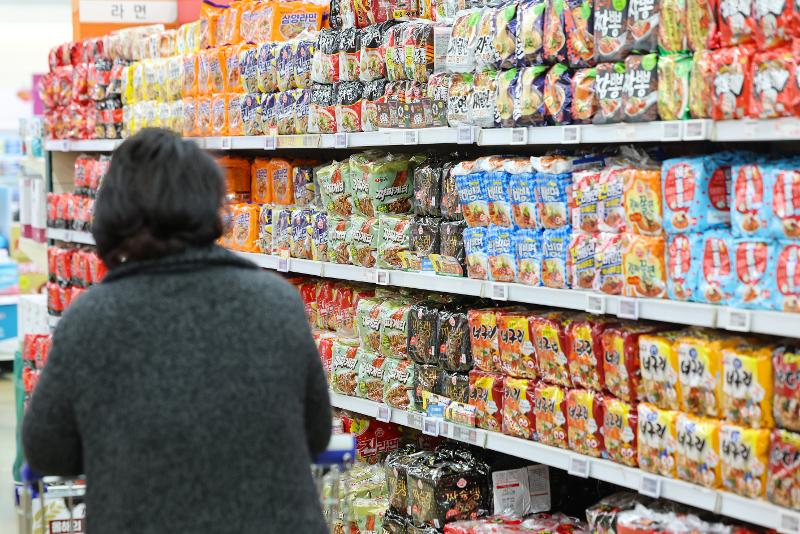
[92,128,225,268]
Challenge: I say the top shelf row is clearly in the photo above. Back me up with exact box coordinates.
[44,118,800,153]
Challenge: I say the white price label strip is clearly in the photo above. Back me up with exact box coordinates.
[407,413,423,430]
[404,130,419,145]
[220,137,232,150]
[452,426,484,446]
[568,456,590,478]
[725,309,751,332]
[457,125,474,144]
[617,298,639,320]
[585,294,606,314]
[376,270,391,286]
[562,125,581,144]
[486,283,508,301]
[363,269,378,284]
[422,417,440,436]
[264,135,277,150]
[661,122,682,141]
[780,512,800,534]
[376,405,392,423]
[438,421,450,437]
[335,132,348,149]
[683,120,708,140]
[276,257,290,273]
[510,128,528,145]
[639,474,662,498]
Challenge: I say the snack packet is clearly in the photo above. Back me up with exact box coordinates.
[378,215,412,269]
[468,309,501,373]
[289,207,314,259]
[543,0,568,64]
[272,207,292,256]
[498,311,538,379]
[503,378,538,440]
[407,301,442,366]
[540,227,571,289]
[367,154,413,215]
[602,397,638,466]
[767,429,800,510]
[317,161,353,218]
[566,0,595,67]
[637,403,679,477]
[470,70,498,128]
[496,68,519,128]
[751,0,794,50]
[258,205,273,254]
[544,64,573,124]
[410,216,441,258]
[336,80,365,132]
[470,370,505,431]
[594,61,626,123]
[494,2,519,70]
[567,388,605,457]
[536,172,571,229]
[676,413,722,488]
[312,29,341,85]
[666,233,700,302]
[357,349,387,402]
[718,0,754,46]
[774,241,800,313]
[622,234,666,299]
[328,217,352,264]
[623,168,663,236]
[312,211,328,261]
[603,323,659,402]
[447,73,474,126]
[628,0,660,52]
[721,343,774,428]
[711,45,755,120]
[348,216,379,268]
[473,7,499,70]
[749,47,798,119]
[514,229,543,286]
[731,238,774,309]
[456,173,489,228]
[595,0,630,61]
[331,339,361,395]
[381,299,411,360]
[488,226,517,282]
[464,227,489,280]
[658,54,692,120]
[689,50,715,118]
[447,10,481,73]
[486,172,513,227]
[384,358,417,410]
[623,53,658,122]
[687,0,718,50]
[515,66,549,126]
[658,0,687,53]
[769,164,800,241]
[534,383,569,448]
[571,67,597,123]
[438,309,472,373]
[530,312,573,386]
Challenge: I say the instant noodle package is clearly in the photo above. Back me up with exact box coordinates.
[774,345,800,432]
[529,312,573,386]
[675,413,722,488]
[534,382,569,448]
[603,397,639,466]
[566,388,605,456]
[498,311,540,378]
[721,342,774,428]
[469,370,505,431]
[767,428,800,510]
[720,423,770,498]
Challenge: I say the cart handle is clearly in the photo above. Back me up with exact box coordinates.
[314,434,356,466]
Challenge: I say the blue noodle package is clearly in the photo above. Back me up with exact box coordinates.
[731,161,770,239]
[485,171,514,228]
[509,172,539,229]
[695,230,736,305]
[767,164,800,241]
[666,232,701,302]
[730,237,775,310]
[514,229,542,286]
[456,172,490,228]
[773,240,800,313]
[540,226,572,288]
[535,172,572,229]
[464,226,490,280]
[487,225,517,282]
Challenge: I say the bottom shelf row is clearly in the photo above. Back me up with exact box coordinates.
[329,392,800,533]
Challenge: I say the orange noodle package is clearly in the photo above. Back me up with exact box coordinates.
[623,168,663,236]
[622,234,666,299]
[602,397,638,466]
[571,68,597,123]
[566,0,596,67]
[211,94,228,136]
[718,0,754,46]
[687,0,718,50]
[544,64,573,125]
[658,54,692,120]
[720,423,770,499]
[689,50,715,118]
[468,308,503,373]
[543,0,568,64]
[658,0,687,53]
[639,330,684,411]
[232,203,261,253]
[503,377,537,440]
[749,46,799,119]
[675,413,721,489]
[602,323,661,402]
[711,44,755,120]
[498,311,539,379]
[773,345,800,432]
[623,53,659,122]
[750,0,796,50]
[637,403,678,477]
[250,158,272,204]
[567,388,605,457]
[567,316,616,391]
[182,98,198,137]
[594,61,626,123]
[534,383,569,448]
[469,369,505,432]
[721,342,774,429]
[270,158,295,206]
[197,96,213,136]
[529,312,574,387]
[594,0,630,62]
[227,93,243,136]
[182,54,198,97]
[767,429,800,510]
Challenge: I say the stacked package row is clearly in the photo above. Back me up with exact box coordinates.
[294,268,800,512]
[46,154,110,235]
[46,244,107,317]
[664,154,800,312]
[21,335,52,408]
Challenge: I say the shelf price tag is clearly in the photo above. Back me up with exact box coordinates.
[276,257,290,273]
[780,512,800,534]
[407,413,424,430]
[562,125,581,144]
[568,456,590,478]
[264,135,277,150]
[683,119,708,141]
[485,282,508,301]
[457,125,474,144]
[56,140,71,152]
[438,421,450,437]
[404,130,419,145]
[510,128,528,145]
[585,294,606,314]
[725,309,751,332]
[335,132,348,149]
[364,269,378,284]
[661,122,682,141]
[376,269,391,285]
[376,405,392,423]
[422,417,440,436]
[617,298,639,320]
[453,426,484,446]
[622,124,637,141]
[220,136,232,150]
[639,475,662,498]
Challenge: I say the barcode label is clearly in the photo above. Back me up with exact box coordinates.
[407,413,423,430]
[220,136,232,150]
[277,258,289,273]
[457,125,473,144]
[453,426,483,445]
[510,128,527,145]
[376,270,390,285]
[335,132,348,148]
[404,130,419,145]
[264,135,277,150]
[488,283,508,301]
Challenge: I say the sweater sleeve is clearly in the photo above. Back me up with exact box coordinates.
[22,319,83,476]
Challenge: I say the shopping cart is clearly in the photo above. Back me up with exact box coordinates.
[313,433,357,533]
[18,464,86,534]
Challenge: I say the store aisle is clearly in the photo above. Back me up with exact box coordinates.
[0,374,17,533]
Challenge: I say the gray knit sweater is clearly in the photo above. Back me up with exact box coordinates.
[23,246,332,533]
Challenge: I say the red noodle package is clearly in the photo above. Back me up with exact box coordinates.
[529,312,573,387]
[469,370,505,432]
[718,0,754,46]
[534,383,569,448]
[749,46,798,119]
[711,45,754,120]
[602,323,660,402]
[567,388,605,457]
[567,316,615,391]
[468,308,502,373]
[498,311,539,379]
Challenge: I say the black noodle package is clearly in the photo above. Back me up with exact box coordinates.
[339,27,361,82]
[386,445,423,514]
[438,220,467,274]
[383,508,410,533]
[407,300,441,365]
[415,364,441,403]
[437,369,470,403]
[361,78,387,132]
[437,308,472,372]
[406,444,491,529]
[412,156,443,217]
[439,160,463,221]
[410,216,441,256]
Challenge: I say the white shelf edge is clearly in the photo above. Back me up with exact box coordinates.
[0,295,19,306]
[43,118,800,153]
[46,227,95,245]
[329,392,800,533]
[234,251,800,338]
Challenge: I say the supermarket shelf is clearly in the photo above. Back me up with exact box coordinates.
[235,251,800,338]
[43,119,800,153]
[0,295,19,306]
[329,392,800,533]
[46,227,95,245]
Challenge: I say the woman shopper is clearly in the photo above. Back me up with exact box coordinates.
[23,128,332,533]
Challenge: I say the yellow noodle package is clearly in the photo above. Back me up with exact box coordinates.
[675,413,721,489]
[637,403,679,478]
[675,329,740,418]
[639,330,683,411]
[721,343,774,429]
[720,423,770,499]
